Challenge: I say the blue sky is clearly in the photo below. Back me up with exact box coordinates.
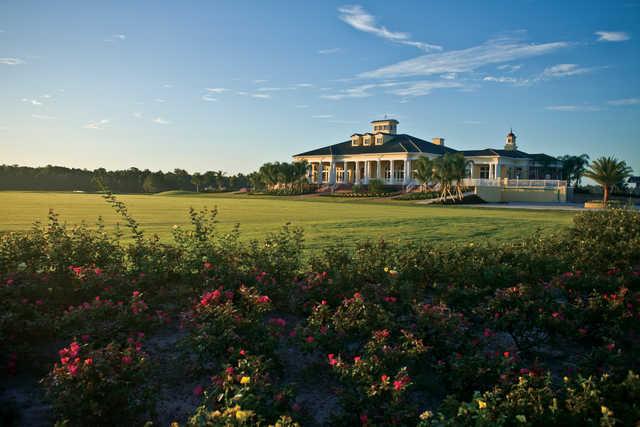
[1,0,639,174]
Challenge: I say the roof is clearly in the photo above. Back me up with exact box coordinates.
[461,149,560,162]
[293,134,457,157]
[371,119,399,124]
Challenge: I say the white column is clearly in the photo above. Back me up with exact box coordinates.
[376,160,381,180]
[329,161,336,184]
[318,162,323,184]
[390,160,395,184]
[495,163,501,180]
[343,160,347,183]
[403,159,410,185]
[364,161,369,184]
[355,161,360,183]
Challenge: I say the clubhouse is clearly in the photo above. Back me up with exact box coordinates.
[292,119,569,202]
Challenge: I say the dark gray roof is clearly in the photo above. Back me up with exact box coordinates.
[460,149,560,163]
[293,134,457,157]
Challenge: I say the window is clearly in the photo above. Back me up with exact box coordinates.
[352,136,361,146]
[479,165,490,179]
[375,135,383,145]
[363,136,371,146]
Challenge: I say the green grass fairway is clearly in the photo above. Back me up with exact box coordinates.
[0,191,575,250]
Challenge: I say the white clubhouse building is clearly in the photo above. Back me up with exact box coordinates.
[292,119,569,202]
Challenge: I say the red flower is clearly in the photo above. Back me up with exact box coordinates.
[84,358,93,366]
[94,267,103,276]
[381,374,389,383]
[354,356,361,363]
[193,385,204,396]
[203,262,213,270]
[606,343,616,352]
[360,414,368,425]
[226,366,235,375]
[306,336,315,343]
[383,296,397,303]
[132,291,141,298]
[257,295,271,304]
[81,334,90,342]
[122,356,132,365]
[503,351,510,358]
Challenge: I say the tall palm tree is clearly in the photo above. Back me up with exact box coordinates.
[449,153,472,200]
[259,162,280,190]
[583,156,633,203]
[292,161,309,191]
[413,156,434,192]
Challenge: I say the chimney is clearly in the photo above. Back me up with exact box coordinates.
[432,137,445,146]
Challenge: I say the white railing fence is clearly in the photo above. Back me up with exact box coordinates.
[461,178,567,188]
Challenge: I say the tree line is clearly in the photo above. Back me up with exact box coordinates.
[0,165,252,193]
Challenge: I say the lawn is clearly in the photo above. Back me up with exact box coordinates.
[0,191,575,250]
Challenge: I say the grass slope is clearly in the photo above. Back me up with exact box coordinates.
[0,191,575,250]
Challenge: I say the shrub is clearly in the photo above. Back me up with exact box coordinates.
[42,339,155,426]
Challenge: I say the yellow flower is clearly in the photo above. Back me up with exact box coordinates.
[563,376,569,383]
[419,410,433,420]
[240,376,251,385]
[170,422,180,427]
[235,409,254,422]
[384,267,390,272]
[477,400,487,409]
[601,406,613,417]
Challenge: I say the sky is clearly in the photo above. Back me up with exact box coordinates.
[1,0,639,174]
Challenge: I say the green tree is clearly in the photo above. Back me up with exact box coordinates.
[583,156,633,203]
[191,173,203,192]
[558,154,590,186]
[413,157,434,192]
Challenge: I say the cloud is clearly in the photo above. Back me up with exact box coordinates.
[154,98,166,103]
[206,87,228,93]
[360,35,570,79]
[541,63,592,78]
[163,84,173,88]
[251,93,271,99]
[483,76,520,84]
[545,105,600,112]
[312,114,334,119]
[152,117,170,124]
[1,57,25,65]
[84,119,110,129]
[133,112,143,119]
[202,94,217,102]
[463,120,483,125]
[388,80,463,97]
[105,34,126,42]
[253,79,268,84]
[440,72,457,80]
[32,114,56,120]
[296,83,314,88]
[338,5,442,52]
[607,98,640,106]
[318,48,343,54]
[22,98,43,106]
[497,63,522,72]
[257,87,284,92]
[595,31,630,42]
[321,82,399,100]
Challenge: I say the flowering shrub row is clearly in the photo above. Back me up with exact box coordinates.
[0,202,638,425]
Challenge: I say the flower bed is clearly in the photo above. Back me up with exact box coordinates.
[0,198,639,425]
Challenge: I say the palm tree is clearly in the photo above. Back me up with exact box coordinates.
[292,161,309,191]
[259,162,281,190]
[449,153,472,200]
[558,154,590,186]
[413,157,434,192]
[583,156,633,203]
[190,173,203,192]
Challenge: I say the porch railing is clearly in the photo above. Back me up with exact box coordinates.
[461,178,567,188]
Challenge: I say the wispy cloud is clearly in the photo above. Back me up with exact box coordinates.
[321,82,400,100]
[257,87,285,92]
[497,63,522,72]
[84,119,110,129]
[1,57,25,65]
[463,120,483,125]
[545,105,600,112]
[153,117,170,124]
[21,98,43,106]
[162,83,173,88]
[154,98,166,103]
[251,93,271,99]
[318,47,343,54]
[541,63,593,78]
[608,97,640,106]
[360,35,570,79]
[295,83,314,88]
[32,114,56,120]
[483,76,520,84]
[206,87,228,93]
[202,94,217,102]
[312,114,333,119]
[338,5,442,52]
[105,34,126,42]
[595,31,630,42]
[389,80,463,97]
[253,79,268,84]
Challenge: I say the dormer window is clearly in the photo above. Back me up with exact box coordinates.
[363,135,371,146]
[351,135,362,146]
[375,134,383,145]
